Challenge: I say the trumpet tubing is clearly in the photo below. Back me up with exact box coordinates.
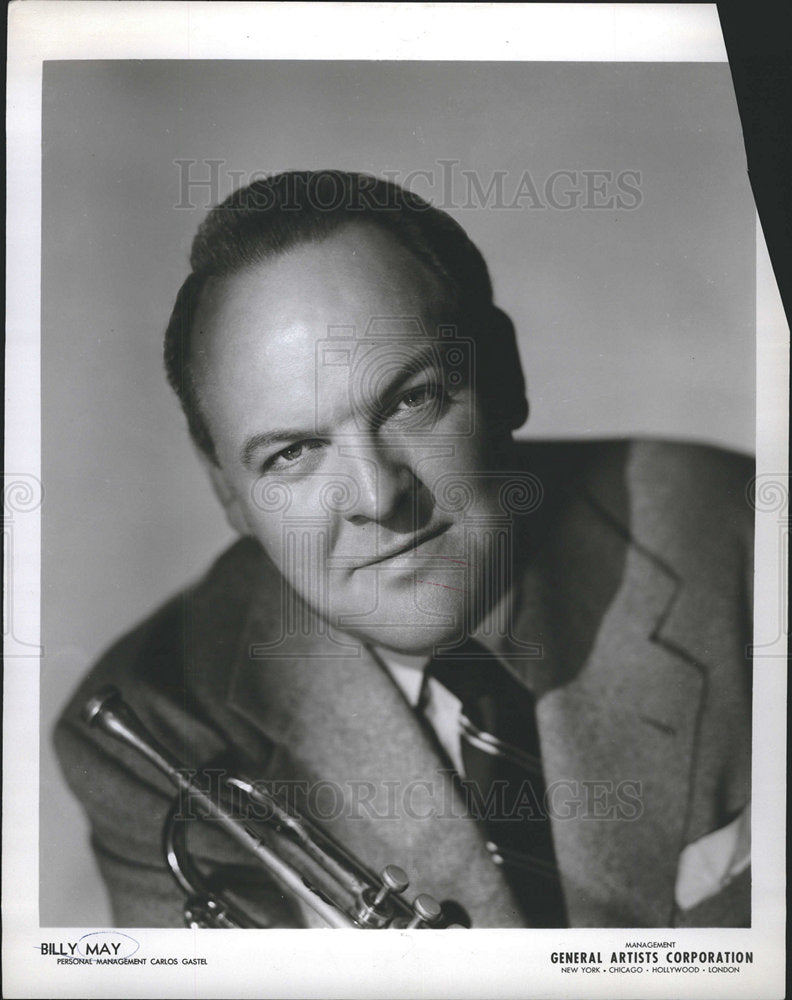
[82,686,461,929]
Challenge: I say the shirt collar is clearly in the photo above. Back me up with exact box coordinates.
[369,646,430,708]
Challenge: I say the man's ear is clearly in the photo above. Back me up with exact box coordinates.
[197,451,252,536]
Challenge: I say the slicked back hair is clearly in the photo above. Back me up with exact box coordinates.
[164,170,525,463]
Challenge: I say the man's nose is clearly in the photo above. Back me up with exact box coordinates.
[335,442,415,527]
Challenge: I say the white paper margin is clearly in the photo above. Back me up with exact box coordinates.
[4,3,787,998]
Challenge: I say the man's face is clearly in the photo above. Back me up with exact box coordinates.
[193,223,510,653]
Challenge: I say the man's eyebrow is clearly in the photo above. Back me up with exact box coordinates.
[394,343,438,378]
[241,430,315,469]
[365,343,440,395]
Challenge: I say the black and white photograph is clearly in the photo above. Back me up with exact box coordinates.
[4,4,788,998]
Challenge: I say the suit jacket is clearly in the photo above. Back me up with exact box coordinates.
[54,439,754,928]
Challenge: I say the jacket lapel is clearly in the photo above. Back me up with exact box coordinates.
[512,459,707,927]
[539,540,704,926]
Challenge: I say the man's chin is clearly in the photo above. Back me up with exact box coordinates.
[330,621,469,657]
[322,575,470,650]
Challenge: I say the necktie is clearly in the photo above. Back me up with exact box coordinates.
[427,643,567,927]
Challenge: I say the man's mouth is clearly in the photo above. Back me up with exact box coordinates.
[356,524,453,568]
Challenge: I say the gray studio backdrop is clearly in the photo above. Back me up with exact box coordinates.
[41,61,755,924]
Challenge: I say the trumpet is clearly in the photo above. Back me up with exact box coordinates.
[83,686,464,929]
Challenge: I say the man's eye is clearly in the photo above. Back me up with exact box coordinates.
[264,440,323,472]
[394,383,442,412]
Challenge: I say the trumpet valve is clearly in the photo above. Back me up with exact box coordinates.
[353,864,409,928]
[372,864,409,908]
[406,894,443,929]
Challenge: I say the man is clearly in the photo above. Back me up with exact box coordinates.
[55,171,753,928]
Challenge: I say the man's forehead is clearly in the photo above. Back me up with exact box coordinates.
[192,223,455,356]
[191,227,463,455]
